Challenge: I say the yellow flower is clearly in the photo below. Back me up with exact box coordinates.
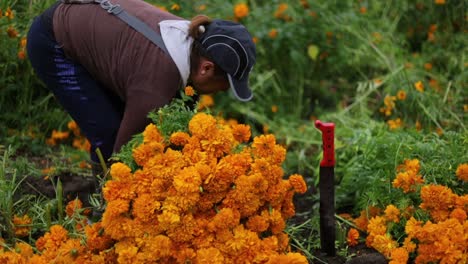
[5,7,14,19]
[372,234,398,258]
[234,3,249,19]
[414,81,424,92]
[387,118,403,130]
[455,163,468,181]
[271,105,278,113]
[170,4,180,11]
[184,85,195,96]
[197,94,214,110]
[197,4,207,11]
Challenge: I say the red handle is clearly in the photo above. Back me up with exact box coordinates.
[315,120,335,167]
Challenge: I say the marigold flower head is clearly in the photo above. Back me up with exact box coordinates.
[455,163,468,181]
[267,252,309,264]
[420,184,457,214]
[184,85,194,96]
[109,162,132,180]
[371,234,398,258]
[197,94,214,110]
[268,28,278,39]
[189,112,218,139]
[169,131,191,146]
[396,90,407,100]
[231,123,251,143]
[389,247,409,264]
[143,123,164,143]
[384,204,400,223]
[347,228,359,246]
[288,174,307,194]
[13,214,32,237]
[435,0,445,4]
[234,3,249,19]
[414,81,424,92]
[65,198,83,217]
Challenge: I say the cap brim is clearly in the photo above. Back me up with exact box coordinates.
[227,74,253,102]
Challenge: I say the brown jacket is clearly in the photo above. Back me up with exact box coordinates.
[53,0,183,152]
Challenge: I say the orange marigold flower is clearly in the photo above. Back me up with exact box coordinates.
[405,217,422,237]
[170,4,180,11]
[396,90,407,100]
[392,171,424,193]
[84,222,114,252]
[347,228,359,246]
[288,174,307,194]
[196,247,224,263]
[449,208,467,223]
[109,162,132,180]
[455,163,468,181]
[246,214,270,233]
[184,85,195,96]
[197,94,214,110]
[170,131,191,146]
[7,25,18,38]
[420,184,457,217]
[389,247,409,264]
[367,216,387,236]
[403,237,417,253]
[15,242,34,258]
[268,28,278,39]
[424,62,433,71]
[268,252,308,264]
[17,49,26,60]
[414,81,424,92]
[384,204,400,223]
[142,123,164,143]
[189,112,218,139]
[271,105,278,113]
[231,123,251,143]
[65,199,83,217]
[359,6,367,14]
[434,0,445,4]
[252,134,276,158]
[5,7,14,19]
[234,3,249,19]
[13,215,32,237]
[372,234,398,258]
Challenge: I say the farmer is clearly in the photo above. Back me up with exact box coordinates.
[26,0,256,167]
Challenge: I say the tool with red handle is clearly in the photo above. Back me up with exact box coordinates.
[315,120,336,256]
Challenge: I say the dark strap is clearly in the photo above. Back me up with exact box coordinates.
[62,0,169,54]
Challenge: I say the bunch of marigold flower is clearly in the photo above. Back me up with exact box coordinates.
[98,112,308,263]
[349,158,467,264]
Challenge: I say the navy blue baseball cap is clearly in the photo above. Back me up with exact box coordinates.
[199,19,256,102]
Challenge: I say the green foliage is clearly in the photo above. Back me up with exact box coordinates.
[335,122,468,214]
[148,95,197,140]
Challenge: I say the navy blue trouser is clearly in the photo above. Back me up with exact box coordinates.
[27,13,124,163]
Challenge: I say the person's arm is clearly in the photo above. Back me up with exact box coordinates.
[113,81,179,153]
